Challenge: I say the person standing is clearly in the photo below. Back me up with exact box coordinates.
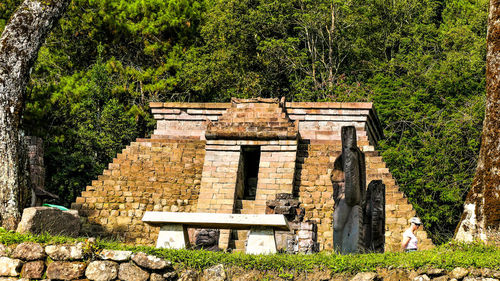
[401,217,422,252]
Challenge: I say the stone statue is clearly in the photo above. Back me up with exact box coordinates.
[194,229,220,251]
[362,180,385,252]
[332,126,366,254]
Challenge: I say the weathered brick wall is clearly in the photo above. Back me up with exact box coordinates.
[73,139,205,245]
[296,139,433,252]
[364,150,433,252]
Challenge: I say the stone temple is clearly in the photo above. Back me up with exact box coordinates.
[72,98,433,253]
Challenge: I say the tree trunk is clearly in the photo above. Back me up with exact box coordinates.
[0,0,69,230]
[454,0,500,244]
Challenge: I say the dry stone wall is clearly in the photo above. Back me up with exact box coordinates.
[0,242,498,281]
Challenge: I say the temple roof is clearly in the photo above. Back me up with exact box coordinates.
[205,98,298,140]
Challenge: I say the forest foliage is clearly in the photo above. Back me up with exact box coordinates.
[0,0,488,244]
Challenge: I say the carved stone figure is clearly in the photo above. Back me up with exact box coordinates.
[332,126,366,254]
[362,180,385,252]
[194,229,220,251]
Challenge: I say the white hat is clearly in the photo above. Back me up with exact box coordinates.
[410,217,422,225]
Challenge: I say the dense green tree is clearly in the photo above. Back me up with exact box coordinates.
[0,0,489,242]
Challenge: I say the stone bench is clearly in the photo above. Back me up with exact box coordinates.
[142,211,289,254]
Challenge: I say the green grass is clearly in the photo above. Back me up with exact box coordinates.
[1,228,498,272]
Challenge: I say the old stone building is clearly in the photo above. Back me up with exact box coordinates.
[72,98,433,252]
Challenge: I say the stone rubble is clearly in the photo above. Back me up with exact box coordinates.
[266,193,319,254]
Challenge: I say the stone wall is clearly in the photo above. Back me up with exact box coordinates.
[0,241,498,281]
[74,100,434,252]
[73,139,205,245]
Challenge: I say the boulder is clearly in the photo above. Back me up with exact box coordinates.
[178,270,198,281]
[0,257,22,277]
[150,273,166,281]
[16,207,80,237]
[202,264,226,281]
[481,268,493,278]
[426,269,445,276]
[46,261,86,280]
[0,244,7,257]
[131,252,171,270]
[98,249,132,261]
[376,269,411,281]
[85,261,118,281]
[163,271,178,281]
[469,268,482,277]
[350,272,378,281]
[12,242,45,260]
[450,268,469,280]
[21,261,45,279]
[118,262,149,281]
[45,244,83,260]
[413,275,430,281]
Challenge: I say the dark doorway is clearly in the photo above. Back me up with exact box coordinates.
[240,146,261,200]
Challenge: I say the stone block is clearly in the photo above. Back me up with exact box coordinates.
[85,261,118,281]
[21,261,44,279]
[350,272,378,281]
[12,242,45,261]
[201,264,226,281]
[17,207,80,237]
[247,227,277,255]
[0,257,22,277]
[45,244,83,260]
[131,252,171,270]
[46,262,86,280]
[118,263,149,281]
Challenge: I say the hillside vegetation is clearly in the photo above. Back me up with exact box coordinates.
[0,0,489,244]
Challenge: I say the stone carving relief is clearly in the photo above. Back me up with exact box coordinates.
[363,180,385,253]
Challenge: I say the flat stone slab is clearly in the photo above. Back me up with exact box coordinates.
[142,212,289,231]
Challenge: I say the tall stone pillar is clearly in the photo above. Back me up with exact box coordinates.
[332,126,366,254]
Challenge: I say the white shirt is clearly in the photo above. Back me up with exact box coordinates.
[403,228,418,250]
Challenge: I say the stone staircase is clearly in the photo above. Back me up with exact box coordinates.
[230,199,256,252]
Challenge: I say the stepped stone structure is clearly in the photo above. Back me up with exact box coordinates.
[72,98,433,252]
